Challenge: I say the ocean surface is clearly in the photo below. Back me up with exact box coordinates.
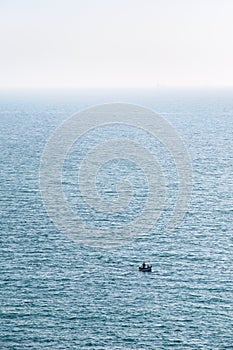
[1,89,233,349]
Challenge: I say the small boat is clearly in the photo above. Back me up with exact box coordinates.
[139,265,152,272]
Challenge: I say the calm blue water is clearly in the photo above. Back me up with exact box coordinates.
[1,89,233,349]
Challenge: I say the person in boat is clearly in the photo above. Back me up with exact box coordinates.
[142,262,146,269]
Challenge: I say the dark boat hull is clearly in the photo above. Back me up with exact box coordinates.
[139,266,152,272]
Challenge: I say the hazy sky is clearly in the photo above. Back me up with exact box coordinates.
[1,0,233,88]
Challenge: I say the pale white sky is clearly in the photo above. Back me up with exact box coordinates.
[1,0,233,88]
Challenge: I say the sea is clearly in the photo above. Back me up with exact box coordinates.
[1,88,233,349]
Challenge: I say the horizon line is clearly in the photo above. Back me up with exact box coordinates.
[1,85,233,91]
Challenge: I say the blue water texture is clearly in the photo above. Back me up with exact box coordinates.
[1,89,233,349]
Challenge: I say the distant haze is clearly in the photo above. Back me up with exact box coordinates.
[1,0,233,89]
